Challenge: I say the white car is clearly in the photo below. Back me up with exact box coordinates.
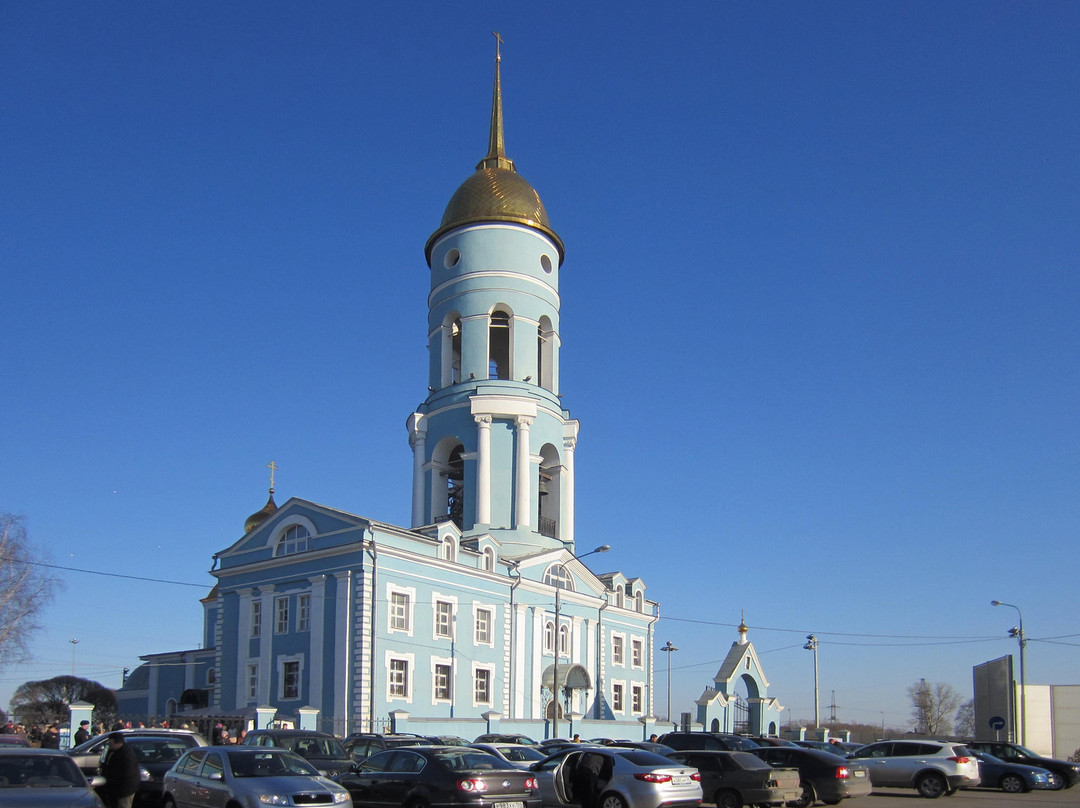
[531,747,702,808]
[847,740,980,798]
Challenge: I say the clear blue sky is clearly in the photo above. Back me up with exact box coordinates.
[3,1,1078,730]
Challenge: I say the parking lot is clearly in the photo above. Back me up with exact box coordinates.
[858,788,1077,808]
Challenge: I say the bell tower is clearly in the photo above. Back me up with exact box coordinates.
[408,36,576,556]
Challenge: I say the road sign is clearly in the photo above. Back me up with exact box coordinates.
[989,715,1006,730]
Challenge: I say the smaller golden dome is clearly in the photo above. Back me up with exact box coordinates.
[245,490,278,534]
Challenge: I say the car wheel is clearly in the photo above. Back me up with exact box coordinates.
[598,792,627,808]
[823,801,841,806]
[716,788,743,808]
[162,798,176,808]
[998,774,1025,793]
[788,781,816,808]
[916,773,947,799]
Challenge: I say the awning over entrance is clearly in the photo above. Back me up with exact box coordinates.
[541,663,592,690]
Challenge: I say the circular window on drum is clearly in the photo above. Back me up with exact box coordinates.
[540,254,552,273]
[444,248,461,269]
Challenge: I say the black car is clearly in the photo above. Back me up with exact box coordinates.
[241,729,352,776]
[333,745,541,808]
[343,732,438,763]
[749,745,873,807]
[475,733,539,745]
[964,741,1080,789]
[658,732,761,752]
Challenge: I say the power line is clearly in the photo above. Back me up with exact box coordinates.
[24,560,209,589]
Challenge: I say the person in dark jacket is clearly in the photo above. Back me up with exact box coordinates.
[74,720,92,745]
[100,732,140,808]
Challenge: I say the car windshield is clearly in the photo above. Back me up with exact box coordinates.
[0,754,86,787]
[128,738,193,766]
[1011,745,1039,757]
[729,752,771,770]
[434,751,506,771]
[229,751,319,777]
[617,750,674,767]
[282,737,346,758]
[497,746,546,762]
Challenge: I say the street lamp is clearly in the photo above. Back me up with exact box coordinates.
[69,638,79,676]
[661,641,678,729]
[991,599,1026,746]
[803,634,819,728]
[551,544,609,739]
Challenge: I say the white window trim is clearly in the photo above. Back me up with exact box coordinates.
[631,637,644,670]
[431,655,453,704]
[387,584,416,637]
[251,600,262,638]
[432,593,458,642]
[247,662,259,702]
[274,595,289,635]
[297,593,311,633]
[385,651,415,704]
[268,515,318,552]
[276,654,304,701]
[631,684,644,715]
[611,678,626,714]
[471,662,495,708]
[611,632,626,667]
[472,602,496,648]
[481,547,496,572]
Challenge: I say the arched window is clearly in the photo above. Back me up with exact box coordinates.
[441,536,455,561]
[488,309,511,379]
[481,547,495,572]
[538,444,560,539]
[544,620,555,653]
[537,316,554,390]
[543,564,574,591]
[445,444,465,529]
[207,669,216,685]
[635,591,644,612]
[558,623,570,656]
[614,584,624,608]
[276,525,310,556]
[450,317,462,384]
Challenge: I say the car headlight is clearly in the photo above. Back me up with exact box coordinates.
[258,796,291,805]
[333,793,350,804]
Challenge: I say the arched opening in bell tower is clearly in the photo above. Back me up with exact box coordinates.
[538,443,561,539]
[488,308,511,379]
[431,437,466,530]
[537,316,554,390]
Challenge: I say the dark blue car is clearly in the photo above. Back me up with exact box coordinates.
[969,750,1055,792]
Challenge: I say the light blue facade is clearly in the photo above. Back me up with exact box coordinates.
[117,45,663,740]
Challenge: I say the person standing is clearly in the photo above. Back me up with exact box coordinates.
[100,732,140,808]
[40,724,60,749]
[74,720,92,745]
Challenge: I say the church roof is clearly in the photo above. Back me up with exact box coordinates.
[425,36,564,265]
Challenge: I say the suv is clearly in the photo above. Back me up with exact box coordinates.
[964,741,1080,789]
[658,732,761,752]
[342,732,437,763]
[847,740,979,797]
[240,729,352,776]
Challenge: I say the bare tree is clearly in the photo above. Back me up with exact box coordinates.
[954,698,976,737]
[10,675,117,726]
[907,679,962,736]
[0,513,57,667]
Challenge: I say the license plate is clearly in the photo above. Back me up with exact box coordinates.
[854,771,867,778]
[493,802,524,808]
[673,776,691,785]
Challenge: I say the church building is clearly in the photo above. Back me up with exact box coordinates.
[117,42,662,740]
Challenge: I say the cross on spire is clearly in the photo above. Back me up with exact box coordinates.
[266,460,279,492]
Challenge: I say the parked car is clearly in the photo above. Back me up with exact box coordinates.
[846,740,979,798]
[474,733,539,746]
[964,740,1080,789]
[333,745,540,808]
[469,742,548,769]
[966,749,1055,792]
[0,736,30,748]
[162,746,351,807]
[659,733,761,753]
[0,747,106,807]
[749,745,872,807]
[748,737,797,748]
[666,750,799,808]
[609,742,677,755]
[791,741,848,758]
[532,746,702,808]
[342,732,437,763]
[241,729,352,776]
[68,728,207,778]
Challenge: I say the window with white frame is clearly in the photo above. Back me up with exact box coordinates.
[558,623,569,657]
[247,664,258,700]
[481,547,495,571]
[544,620,555,653]
[389,591,411,633]
[276,524,310,556]
[631,638,643,668]
[635,591,644,612]
[275,596,289,634]
[388,658,409,698]
[434,663,452,701]
[435,600,454,639]
[475,607,492,645]
[632,685,643,714]
[207,669,216,685]
[279,657,302,700]
[612,635,625,665]
[612,682,624,712]
[441,536,455,561]
[297,594,310,632]
[251,600,262,637]
[474,667,492,705]
[543,564,574,590]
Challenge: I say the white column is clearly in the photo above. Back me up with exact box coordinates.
[562,432,577,546]
[514,416,533,527]
[258,586,275,704]
[308,576,327,714]
[236,589,254,708]
[475,415,492,524]
[408,414,427,528]
[334,571,351,732]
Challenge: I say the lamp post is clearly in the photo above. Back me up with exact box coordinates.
[991,600,1026,746]
[804,634,819,728]
[661,641,678,729]
[69,638,79,676]
[551,544,609,740]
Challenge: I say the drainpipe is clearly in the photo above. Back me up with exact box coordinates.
[507,561,522,719]
[595,595,609,719]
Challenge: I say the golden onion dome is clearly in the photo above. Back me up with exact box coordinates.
[244,490,278,534]
[426,36,563,265]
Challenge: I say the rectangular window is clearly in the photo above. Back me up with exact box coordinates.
[474,668,491,704]
[297,594,310,632]
[390,592,410,631]
[434,663,452,701]
[251,601,262,638]
[631,638,643,668]
[435,601,453,638]
[612,683,624,712]
[475,608,492,644]
[632,685,643,713]
[247,664,258,700]
[612,636,624,665]
[389,658,409,697]
[282,660,300,699]
[275,596,289,634]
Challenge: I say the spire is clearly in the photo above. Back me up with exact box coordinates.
[244,460,280,534]
[737,610,749,645]
[477,31,515,172]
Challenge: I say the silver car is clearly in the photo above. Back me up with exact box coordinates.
[847,740,980,798]
[0,747,106,807]
[532,747,702,808]
[162,747,351,808]
[469,743,548,770]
